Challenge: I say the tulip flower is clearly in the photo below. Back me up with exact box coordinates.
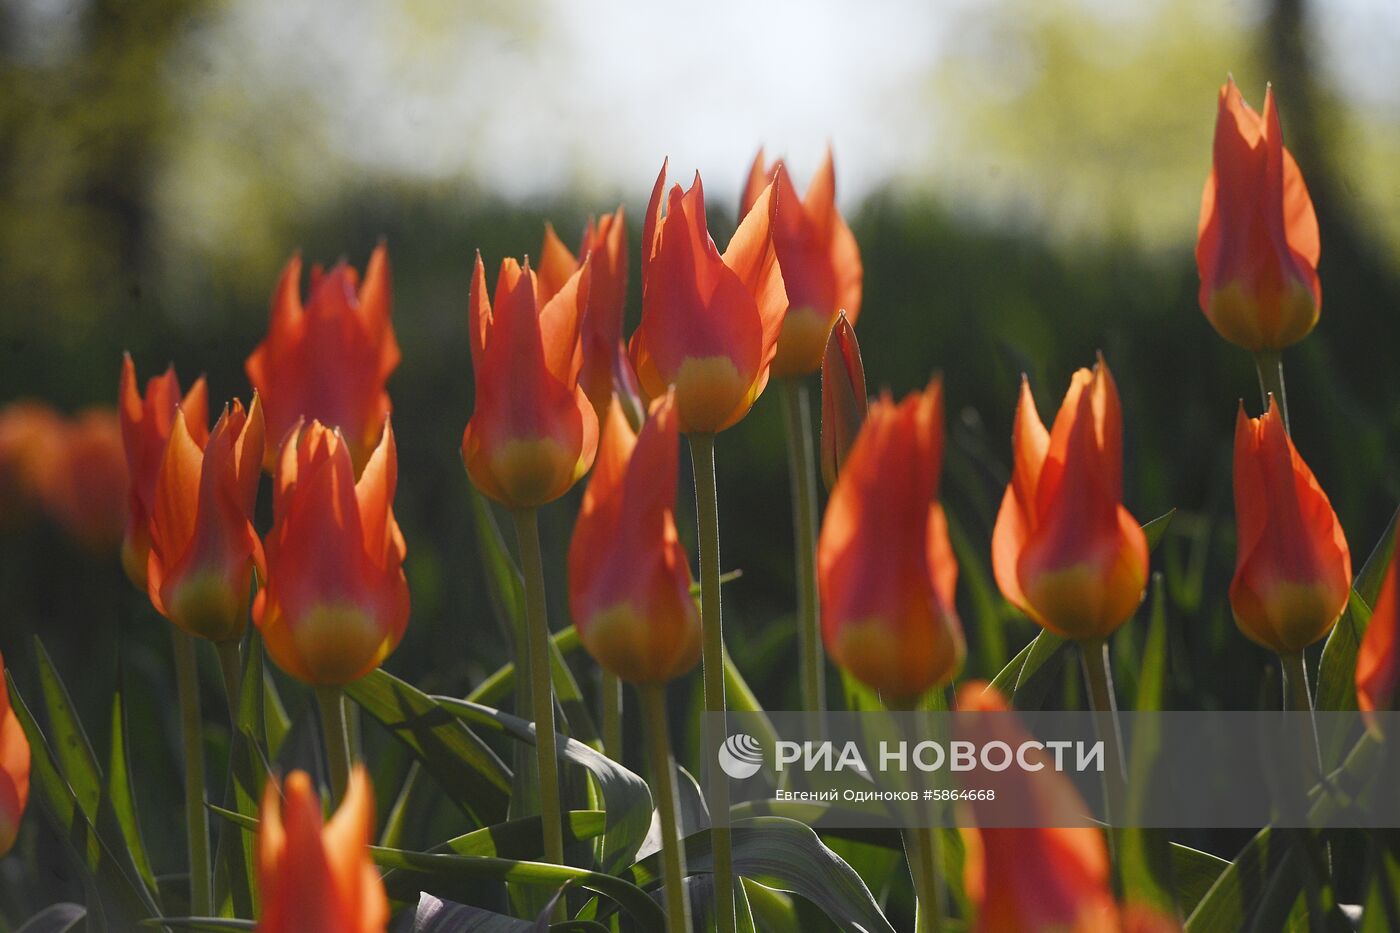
[629,161,788,435]
[537,211,638,422]
[992,359,1148,641]
[1357,524,1399,721]
[255,420,409,685]
[958,682,1121,933]
[37,409,129,554]
[119,355,208,588]
[0,402,62,528]
[146,398,265,643]
[246,244,400,472]
[256,766,388,932]
[1231,397,1350,654]
[1196,78,1321,351]
[0,654,30,858]
[462,252,599,509]
[817,378,964,701]
[741,148,863,377]
[570,392,700,684]
[820,312,867,491]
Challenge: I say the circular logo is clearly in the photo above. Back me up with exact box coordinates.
[717,733,764,779]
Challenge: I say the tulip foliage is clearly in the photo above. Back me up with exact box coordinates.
[4,75,1400,933]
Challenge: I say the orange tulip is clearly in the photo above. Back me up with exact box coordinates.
[820,311,867,491]
[991,359,1148,641]
[537,211,639,422]
[255,420,409,685]
[246,244,400,472]
[146,398,265,642]
[742,147,863,377]
[119,355,209,588]
[569,391,701,684]
[1357,524,1399,721]
[817,379,963,701]
[0,401,62,527]
[462,251,599,509]
[35,409,129,554]
[628,161,787,434]
[1231,397,1350,654]
[1196,78,1321,351]
[256,766,387,933]
[958,682,1120,933]
[0,654,30,858]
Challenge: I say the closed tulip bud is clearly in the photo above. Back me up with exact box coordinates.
[569,391,701,684]
[147,398,265,642]
[119,355,209,589]
[992,359,1148,641]
[629,161,788,434]
[0,655,30,857]
[37,409,129,554]
[818,379,964,701]
[246,244,400,472]
[256,766,388,933]
[255,420,409,685]
[1196,78,1321,351]
[462,251,598,509]
[537,210,634,423]
[958,683,1122,933]
[1231,397,1350,654]
[742,148,863,377]
[1357,524,1399,723]
[820,312,867,491]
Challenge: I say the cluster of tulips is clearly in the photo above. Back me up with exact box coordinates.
[0,73,1396,932]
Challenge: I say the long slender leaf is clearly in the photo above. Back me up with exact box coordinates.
[629,817,895,933]
[432,694,652,874]
[212,633,271,918]
[107,661,158,895]
[372,845,666,929]
[14,904,86,933]
[345,669,511,825]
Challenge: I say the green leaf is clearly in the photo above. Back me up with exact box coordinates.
[14,904,86,933]
[629,817,895,933]
[432,694,653,874]
[107,662,158,896]
[8,677,159,928]
[724,646,780,752]
[1184,826,1301,932]
[140,920,255,931]
[1142,509,1176,552]
[213,633,272,918]
[1120,574,1176,917]
[465,628,581,709]
[345,669,511,825]
[372,845,666,929]
[414,891,538,932]
[1171,844,1230,918]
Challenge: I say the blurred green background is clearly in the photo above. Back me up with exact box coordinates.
[2,0,1399,922]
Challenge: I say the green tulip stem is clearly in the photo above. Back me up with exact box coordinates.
[688,432,736,933]
[315,684,352,804]
[641,682,691,933]
[171,628,212,916]
[215,639,242,726]
[779,377,826,716]
[1254,349,1290,432]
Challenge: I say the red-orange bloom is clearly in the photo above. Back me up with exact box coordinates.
[992,360,1148,641]
[1231,397,1350,654]
[742,148,863,377]
[36,409,129,554]
[147,398,265,642]
[818,379,963,701]
[463,252,599,509]
[820,311,867,491]
[538,211,639,422]
[119,355,209,588]
[1357,525,1400,722]
[0,654,30,858]
[629,161,787,434]
[1196,78,1321,351]
[255,421,409,685]
[0,401,62,528]
[246,244,400,471]
[958,682,1120,933]
[569,392,701,684]
[256,766,387,933]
